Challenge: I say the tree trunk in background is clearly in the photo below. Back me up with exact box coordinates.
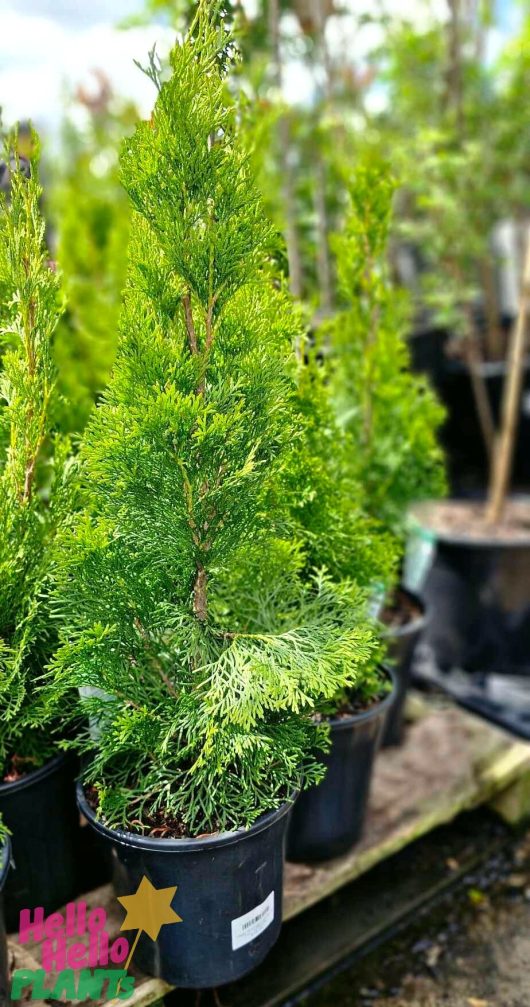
[463,306,496,461]
[269,0,303,299]
[486,231,530,525]
[310,0,334,314]
[445,0,465,136]
[313,151,333,315]
[480,256,504,360]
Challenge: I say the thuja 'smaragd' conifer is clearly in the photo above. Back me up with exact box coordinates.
[49,6,377,836]
[0,138,72,775]
[324,162,446,542]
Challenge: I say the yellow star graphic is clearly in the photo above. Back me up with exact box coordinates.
[117,875,183,969]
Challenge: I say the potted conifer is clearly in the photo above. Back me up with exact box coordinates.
[285,341,398,863]
[0,140,84,931]
[48,7,378,989]
[281,163,440,865]
[322,161,446,747]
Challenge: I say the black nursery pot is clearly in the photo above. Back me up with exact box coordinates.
[438,357,530,495]
[286,671,396,864]
[0,754,81,933]
[382,589,428,747]
[0,839,10,1007]
[78,786,293,989]
[408,323,449,387]
[420,519,530,676]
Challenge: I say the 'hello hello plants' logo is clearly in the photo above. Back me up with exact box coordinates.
[11,877,183,1001]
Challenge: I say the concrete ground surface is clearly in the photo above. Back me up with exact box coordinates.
[303,827,530,1007]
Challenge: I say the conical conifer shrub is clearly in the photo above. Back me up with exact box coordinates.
[324,161,446,543]
[50,5,377,837]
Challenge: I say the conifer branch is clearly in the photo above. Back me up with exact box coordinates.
[0,134,71,772]
[182,291,198,354]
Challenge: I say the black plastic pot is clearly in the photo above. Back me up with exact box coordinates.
[0,754,81,933]
[382,589,428,747]
[0,839,10,1007]
[420,514,530,676]
[286,671,396,864]
[409,324,449,387]
[78,786,293,989]
[438,357,530,496]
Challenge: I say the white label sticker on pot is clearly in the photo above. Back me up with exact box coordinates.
[231,891,275,950]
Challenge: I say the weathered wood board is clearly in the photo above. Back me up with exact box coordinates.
[8,695,530,1006]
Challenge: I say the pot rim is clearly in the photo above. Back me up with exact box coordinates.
[0,751,71,796]
[77,783,295,853]
[326,665,397,731]
[382,585,429,640]
[0,836,11,891]
[412,498,530,548]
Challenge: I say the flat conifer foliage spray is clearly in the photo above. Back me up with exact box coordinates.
[0,140,71,773]
[51,6,376,836]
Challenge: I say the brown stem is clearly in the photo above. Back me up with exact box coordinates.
[463,324,496,460]
[486,230,530,525]
[193,564,208,622]
[196,295,218,396]
[23,459,36,502]
[183,291,198,354]
[269,0,303,298]
[313,152,333,314]
[480,257,503,360]
[445,0,465,137]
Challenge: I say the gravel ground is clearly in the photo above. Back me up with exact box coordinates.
[302,829,530,1007]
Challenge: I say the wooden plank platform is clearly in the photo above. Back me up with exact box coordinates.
[8,695,530,1006]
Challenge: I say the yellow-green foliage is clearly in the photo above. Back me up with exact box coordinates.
[324,161,446,537]
[51,98,134,434]
[49,7,378,836]
[0,139,73,772]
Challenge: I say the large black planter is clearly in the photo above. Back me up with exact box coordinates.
[409,324,449,387]
[438,358,530,495]
[382,589,428,747]
[0,754,81,933]
[420,513,530,676]
[78,786,293,989]
[286,671,395,863]
[0,839,10,1007]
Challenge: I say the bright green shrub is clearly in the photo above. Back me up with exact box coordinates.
[0,139,73,775]
[51,95,134,434]
[323,161,446,542]
[49,7,378,836]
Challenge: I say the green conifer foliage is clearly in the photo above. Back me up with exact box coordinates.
[51,89,134,434]
[289,344,398,594]
[0,139,72,774]
[50,6,377,836]
[324,162,446,540]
